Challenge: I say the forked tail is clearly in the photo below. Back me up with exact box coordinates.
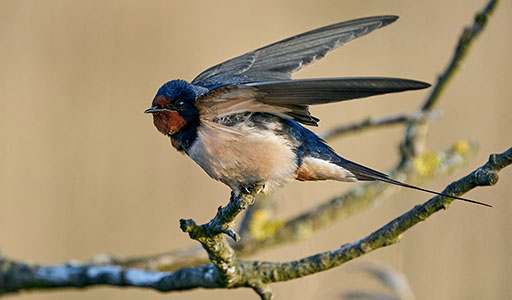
[335,157,492,207]
[374,175,491,207]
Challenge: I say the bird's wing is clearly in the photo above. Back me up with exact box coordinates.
[196,77,430,126]
[191,16,398,89]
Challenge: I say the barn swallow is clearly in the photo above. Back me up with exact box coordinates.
[145,16,489,207]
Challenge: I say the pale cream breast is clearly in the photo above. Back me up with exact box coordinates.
[187,121,298,193]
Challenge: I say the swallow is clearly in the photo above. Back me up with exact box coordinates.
[145,16,489,207]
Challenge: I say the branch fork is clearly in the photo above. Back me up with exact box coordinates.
[179,186,263,287]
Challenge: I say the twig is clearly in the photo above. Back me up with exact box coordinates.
[91,246,208,272]
[180,187,262,286]
[318,110,440,140]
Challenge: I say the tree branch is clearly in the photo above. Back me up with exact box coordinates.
[179,187,262,287]
[0,258,223,294]
[318,110,440,140]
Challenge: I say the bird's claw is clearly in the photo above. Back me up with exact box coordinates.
[249,195,257,206]
[240,184,264,206]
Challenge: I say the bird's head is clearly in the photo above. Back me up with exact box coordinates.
[144,80,199,135]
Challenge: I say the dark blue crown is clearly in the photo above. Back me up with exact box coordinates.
[156,80,197,101]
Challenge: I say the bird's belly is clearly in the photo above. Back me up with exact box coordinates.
[187,123,297,193]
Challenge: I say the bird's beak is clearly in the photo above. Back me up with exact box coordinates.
[144,106,170,114]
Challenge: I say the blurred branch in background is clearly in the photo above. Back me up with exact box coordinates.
[342,262,415,300]
[318,110,440,140]
[0,0,503,299]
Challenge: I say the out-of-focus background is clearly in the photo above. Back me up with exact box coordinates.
[0,1,510,299]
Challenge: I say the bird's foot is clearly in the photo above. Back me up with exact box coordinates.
[240,184,265,206]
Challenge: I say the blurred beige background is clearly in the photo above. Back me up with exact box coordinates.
[0,0,511,299]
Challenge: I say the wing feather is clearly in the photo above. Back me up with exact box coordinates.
[192,16,398,89]
[196,77,430,126]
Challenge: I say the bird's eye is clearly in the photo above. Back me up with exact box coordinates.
[175,100,185,108]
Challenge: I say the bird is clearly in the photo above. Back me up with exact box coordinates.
[145,15,489,207]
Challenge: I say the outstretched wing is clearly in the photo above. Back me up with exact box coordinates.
[191,16,398,89]
[196,77,430,126]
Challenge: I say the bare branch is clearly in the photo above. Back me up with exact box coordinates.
[319,110,440,140]
[91,247,207,272]
[0,258,223,295]
[180,187,262,286]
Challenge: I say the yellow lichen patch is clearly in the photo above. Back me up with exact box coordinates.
[453,140,470,154]
[249,210,285,241]
[413,151,442,177]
